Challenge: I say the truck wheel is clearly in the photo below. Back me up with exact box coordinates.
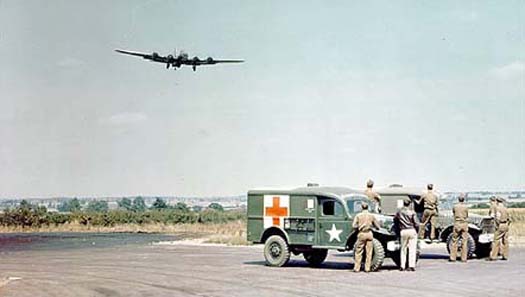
[446,233,476,259]
[353,238,385,272]
[264,235,290,267]
[475,242,491,258]
[303,249,328,267]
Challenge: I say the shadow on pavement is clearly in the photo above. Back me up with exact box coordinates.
[243,260,400,271]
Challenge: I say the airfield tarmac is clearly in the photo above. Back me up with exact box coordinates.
[0,235,523,297]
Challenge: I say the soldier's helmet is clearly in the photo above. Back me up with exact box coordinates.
[427,183,434,190]
[366,179,374,188]
[490,196,496,202]
[496,197,505,203]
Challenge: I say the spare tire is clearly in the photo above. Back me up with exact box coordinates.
[353,238,385,272]
[446,232,476,259]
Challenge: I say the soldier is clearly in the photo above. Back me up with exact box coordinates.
[488,196,497,218]
[417,184,439,242]
[352,202,381,272]
[394,198,419,271]
[489,197,511,261]
[449,194,469,262]
[364,179,382,213]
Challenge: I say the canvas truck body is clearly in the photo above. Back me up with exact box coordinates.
[247,186,406,270]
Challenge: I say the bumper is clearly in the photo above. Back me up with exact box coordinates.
[478,233,494,244]
[387,240,400,252]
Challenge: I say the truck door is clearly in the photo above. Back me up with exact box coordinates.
[316,197,349,248]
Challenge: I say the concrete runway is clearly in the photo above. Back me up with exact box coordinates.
[0,240,523,297]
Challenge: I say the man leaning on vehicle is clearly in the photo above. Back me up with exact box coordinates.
[417,183,439,243]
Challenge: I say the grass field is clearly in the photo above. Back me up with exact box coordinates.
[0,220,250,245]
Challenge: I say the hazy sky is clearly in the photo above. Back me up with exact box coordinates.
[1,0,524,198]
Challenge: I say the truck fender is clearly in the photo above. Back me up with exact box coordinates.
[440,224,481,242]
[259,226,290,244]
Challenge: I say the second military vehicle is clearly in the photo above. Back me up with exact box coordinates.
[247,185,415,271]
[377,185,495,258]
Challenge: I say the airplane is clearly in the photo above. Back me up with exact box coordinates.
[115,48,244,71]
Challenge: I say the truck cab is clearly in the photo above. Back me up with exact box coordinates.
[247,185,405,270]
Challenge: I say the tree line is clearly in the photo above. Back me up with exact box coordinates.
[0,198,242,228]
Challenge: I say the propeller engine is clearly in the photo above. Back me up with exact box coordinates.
[192,57,199,71]
[166,54,174,69]
[206,57,214,64]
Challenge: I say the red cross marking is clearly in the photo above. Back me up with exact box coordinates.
[265,196,288,226]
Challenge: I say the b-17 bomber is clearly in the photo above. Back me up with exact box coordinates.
[115,48,244,71]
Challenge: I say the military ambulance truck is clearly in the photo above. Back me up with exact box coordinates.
[247,185,411,271]
[377,185,495,258]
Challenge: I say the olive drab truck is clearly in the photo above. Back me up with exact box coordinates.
[377,185,495,258]
[247,185,413,270]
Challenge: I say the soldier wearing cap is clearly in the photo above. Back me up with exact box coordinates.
[449,194,469,262]
[489,197,511,261]
[364,179,382,213]
[394,198,419,271]
[352,202,381,272]
[417,184,439,242]
[488,196,497,218]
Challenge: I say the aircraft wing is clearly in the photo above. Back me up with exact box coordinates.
[115,49,168,63]
[211,59,244,63]
[195,59,244,65]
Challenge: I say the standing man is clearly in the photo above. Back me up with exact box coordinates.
[449,194,469,262]
[417,184,439,242]
[353,202,381,272]
[394,198,419,271]
[488,196,497,218]
[364,179,382,213]
[489,197,510,261]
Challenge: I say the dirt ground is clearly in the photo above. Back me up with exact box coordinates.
[0,240,523,297]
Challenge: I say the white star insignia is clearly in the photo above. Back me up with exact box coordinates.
[326,224,342,242]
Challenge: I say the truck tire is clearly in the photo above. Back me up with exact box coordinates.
[446,233,476,259]
[475,242,491,258]
[353,238,385,272]
[264,235,290,267]
[303,249,328,267]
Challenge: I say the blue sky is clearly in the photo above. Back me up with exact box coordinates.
[0,0,523,197]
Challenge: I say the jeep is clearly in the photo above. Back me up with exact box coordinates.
[247,185,414,270]
[377,185,495,258]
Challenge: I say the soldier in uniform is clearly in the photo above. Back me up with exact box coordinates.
[417,184,439,242]
[489,197,511,261]
[488,196,497,218]
[364,179,382,213]
[352,202,381,272]
[394,198,419,271]
[449,194,469,262]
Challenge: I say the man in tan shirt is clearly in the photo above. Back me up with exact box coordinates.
[449,194,469,262]
[488,196,497,218]
[352,202,381,272]
[364,179,382,213]
[417,184,439,242]
[489,197,511,261]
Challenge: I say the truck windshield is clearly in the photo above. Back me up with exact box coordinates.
[344,196,376,214]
